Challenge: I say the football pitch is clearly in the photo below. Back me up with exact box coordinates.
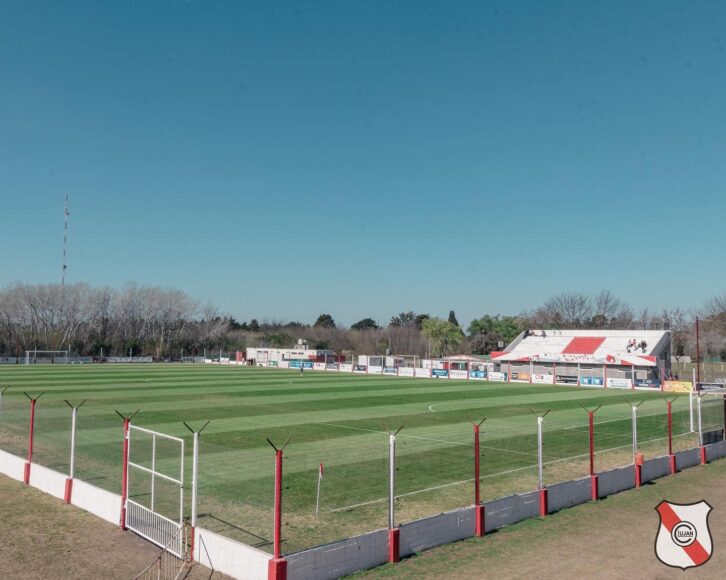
[0,364,713,554]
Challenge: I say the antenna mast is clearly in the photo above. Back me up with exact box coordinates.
[62,193,69,286]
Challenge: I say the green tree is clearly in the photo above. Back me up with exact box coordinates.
[351,318,379,331]
[249,319,260,332]
[448,310,460,327]
[421,317,464,357]
[467,315,522,354]
[313,313,336,328]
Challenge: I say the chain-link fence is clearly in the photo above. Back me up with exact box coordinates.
[1,386,724,560]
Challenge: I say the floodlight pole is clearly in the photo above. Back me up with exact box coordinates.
[690,368,696,432]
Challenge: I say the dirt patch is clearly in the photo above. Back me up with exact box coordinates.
[353,459,726,579]
[0,474,230,579]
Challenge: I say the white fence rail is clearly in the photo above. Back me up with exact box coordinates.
[127,499,184,558]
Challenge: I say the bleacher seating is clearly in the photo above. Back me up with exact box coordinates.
[493,329,669,367]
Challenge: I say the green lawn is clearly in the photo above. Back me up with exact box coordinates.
[0,364,717,554]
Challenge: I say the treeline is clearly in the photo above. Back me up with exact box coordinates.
[0,283,724,360]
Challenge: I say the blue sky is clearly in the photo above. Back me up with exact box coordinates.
[1,1,724,326]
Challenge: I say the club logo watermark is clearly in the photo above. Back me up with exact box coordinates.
[654,500,713,569]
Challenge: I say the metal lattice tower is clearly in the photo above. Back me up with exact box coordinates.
[62,193,69,286]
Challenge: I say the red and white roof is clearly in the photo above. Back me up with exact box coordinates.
[492,329,669,367]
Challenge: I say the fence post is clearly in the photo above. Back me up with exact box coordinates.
[116,410,138,530]
[583,405,601,500]
[388,428,402,563]
[64,399,86,504]
[473,420,486,536]
[535,412,550,516]
[631,402,644,488]
[184,420,209,563]
[267,438,289,580]
[23,392,43,485]
[666,399,676,474]
[697,396,707,465]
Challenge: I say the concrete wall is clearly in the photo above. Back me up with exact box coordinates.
[598,465,635,498]
[484,491,540,533]
[399,507,474,558]
[706,440,726,461]
[194,527,270,580]
[0,448,26,481]
[71,479,122,525]
[548,478,591,512]
[286,529,389,580]
[641,456,671,483]
[28,463,67,500]
[675,448,700,470]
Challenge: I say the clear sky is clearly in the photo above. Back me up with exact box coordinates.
[1,1,725,327]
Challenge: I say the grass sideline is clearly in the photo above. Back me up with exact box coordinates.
[0,364,719,554]
[351,457,726,579]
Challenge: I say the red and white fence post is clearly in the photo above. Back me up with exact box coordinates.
[267,438,289,580]
[64,399,86,503]
[116,410,138,530]
[536,411,550,516]
[584,405,601,500]
[184,420,210,562]
[697,396,707,465]
[666,399,676,474]
[631,402,643,488]
[473,419,486,536]
[388,427,403,563]
[23,392,44,485]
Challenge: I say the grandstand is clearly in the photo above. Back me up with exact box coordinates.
[491,329,671,388]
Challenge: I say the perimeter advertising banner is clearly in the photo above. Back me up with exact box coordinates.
[449,370,468,380]
[432,369,450,378]
[470,370,487,380]
[339,363,353,373]
[580,376,604,386]
[488,371,507,381]
[532,373,554,384]
[398,367,415,377]
[606,377,632,388]
[663,380,693,393]
[383,367,398,375]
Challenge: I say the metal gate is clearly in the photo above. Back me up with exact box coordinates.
[125,425,185,557]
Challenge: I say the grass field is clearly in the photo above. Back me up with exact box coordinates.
[0,364,721,554]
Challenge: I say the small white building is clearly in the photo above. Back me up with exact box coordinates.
[245,346,335,365]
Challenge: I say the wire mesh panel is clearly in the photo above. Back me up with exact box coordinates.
[700,395,725,444]
[281,432,389,554]
[72,406,124,494]
[0,393,28,457]
[196,435,274,552]
[395,426,472,526]
[32,398,71,473]
[541,413,591,486]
